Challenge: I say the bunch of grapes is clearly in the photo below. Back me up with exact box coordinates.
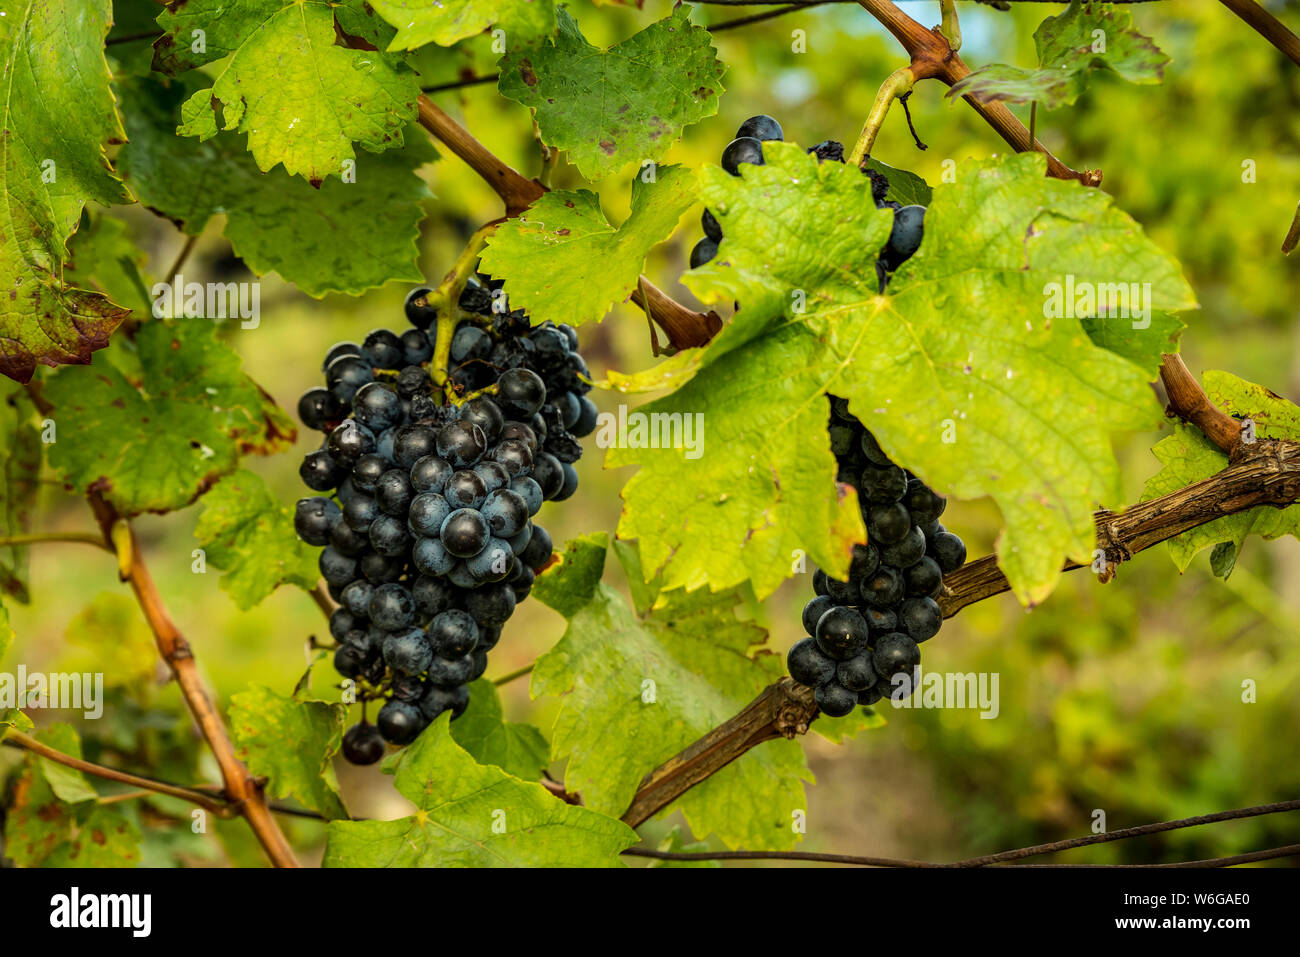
[294,276,596,764]
[689,114,928,291]
[788,399,967,716]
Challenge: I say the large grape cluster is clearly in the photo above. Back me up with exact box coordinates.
[689,114,927,292]
[788,399,967,716]
[293,276,595,764]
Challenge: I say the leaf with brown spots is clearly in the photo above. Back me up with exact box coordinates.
[0,0,132,383]
[44,321,296,517]
[499,6,725,179]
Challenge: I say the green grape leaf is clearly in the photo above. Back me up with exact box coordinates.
[0,378,40,602]
[60,593,157,688]
[862,158,932,207]
[323,713,636,866]
[948,0,1170,109]
[371,0,556,50]
[531,533,816,850]
[43,321,296,517]
[229,684,349,820]
[163,0,419,184]
[499,6,724,179]
[450,679,550,779]
[3,723,141,867]
[613,148,1195,604]
[479,166,697,326]
[65,214,154,322]
[1142,371,1300,572]
[119,75,434,298]
[0,0,131,383]
[194,470,321,610]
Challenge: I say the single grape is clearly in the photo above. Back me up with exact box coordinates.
[883,205,926,269]
[377,699,426,745]
[787,637,837,688]
[369,582,415,631]
[814,605,870,660]
[572,396,599,438]
[520,524,553,570]
[500,422,540,455]
[376,469,414,517]
[426,654,476,689]
[905,479,947,525]
[482,488,529,538]
[904,556,944,598]
[859,430,892,467]
[814,681,859,718]
[930,530,967,574]
[530,452,565,499]
[867,502,911,544]
[300,450,346,491]
[298,388,343,431]
[383,626,433,676]
[352,382,403,432]
[440,507,490,558]
[294,497,340,546]
[428,609,480,658]
[319,547,358,587]
[328,420,376,467]
[342,722,387,764]
[860,565,905,607]
[369,514,411,556]
[490,438,534,478]
[445,469,488,509]
[801,596,835,636]
[465,538,513,582]
[436,420,488,469]
[721,136,765,176]
[340,579,375,618]
[450,324,493,364]
[509,476,544,516]
[689,237,718,269]
[900,596,942,643]
[323,341,363,371]
[837,654,878,693]
[401,329,434,365]
[872,632,921,679]
[461,396,505,441]
[359,551,404,584]
[325,354,373,404]
[553,462,579,501]
[497,368,547,419]
[861,464,909,504]
[363,329,405,369]
[404,287,438,329]
[736,114,783,142]
[701,208,723,242]
[393,425,438,469]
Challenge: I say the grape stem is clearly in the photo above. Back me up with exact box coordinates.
[938,0,961,52]
[848,67,916,167]
[429,221,500,398]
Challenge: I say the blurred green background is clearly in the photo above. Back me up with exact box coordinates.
[4,0,1300,866]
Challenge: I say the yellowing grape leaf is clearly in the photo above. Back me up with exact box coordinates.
[499,6,724,179]
[478,165,697,326]
[119,75,434,298]
[948,0,1170,109]
[1142,371,1300,576]
[164,0,419,184]
[323,713,636,866]
[0,0,131,382]
[229,685,349,820]
[612,148,1195,604]
[44,321,296,517]
[530,533,821,850]
[371,0,556,50]
[194,470,321,610]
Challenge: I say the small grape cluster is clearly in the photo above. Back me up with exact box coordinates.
[787,398,967,717]
[294,277,595,764]
[689,114,927,292]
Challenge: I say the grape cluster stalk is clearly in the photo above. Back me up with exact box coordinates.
[294,276,595,763]
[691,113,964,715]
